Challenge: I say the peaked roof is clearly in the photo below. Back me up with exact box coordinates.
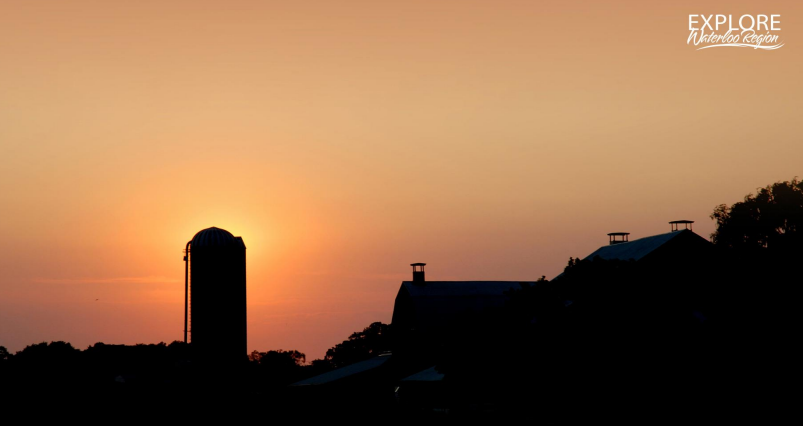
[401,366,445,382]
[291,354,391,386]
[584,229,694,262]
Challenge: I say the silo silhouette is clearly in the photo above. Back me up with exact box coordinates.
[184,227,247,365]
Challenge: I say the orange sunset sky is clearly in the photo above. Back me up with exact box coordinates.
[1,0,801,360]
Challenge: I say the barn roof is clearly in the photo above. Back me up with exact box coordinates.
[393,281,538,333]
[401,366,445,382]
[400,281,534,298]
[291,354,391,386]
[551,229,712,281]
[583,230,690,262]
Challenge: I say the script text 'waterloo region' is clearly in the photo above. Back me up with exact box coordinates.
[688,14,783,50]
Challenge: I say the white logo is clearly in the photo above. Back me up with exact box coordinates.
[688,14,784,50]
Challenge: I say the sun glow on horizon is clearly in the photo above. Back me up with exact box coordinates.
[1,0,802,359]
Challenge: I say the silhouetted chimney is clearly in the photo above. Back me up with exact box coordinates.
[411,263,426,282]
[669,220,694,232]
[608,232,630,245]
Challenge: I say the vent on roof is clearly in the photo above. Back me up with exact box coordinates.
[669,220,694,232]
[411,263,426,283]
[608,232,630,245]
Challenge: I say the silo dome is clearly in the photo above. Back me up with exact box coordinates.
[191,227,243,249]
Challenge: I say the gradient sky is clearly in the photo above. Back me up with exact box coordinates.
[1,0,801,359]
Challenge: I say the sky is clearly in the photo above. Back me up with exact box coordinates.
[1,0,801,360]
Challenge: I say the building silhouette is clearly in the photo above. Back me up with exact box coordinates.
[184,227,247,365]
[391,264,538,366]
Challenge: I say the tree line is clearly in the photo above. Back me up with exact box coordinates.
[0,321,392,392]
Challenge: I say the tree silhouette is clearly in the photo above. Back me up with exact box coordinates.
[249,349,306,367]
[248,349,309,388]
[0,345,9,379]
[324,322,391,368]
[711,177,803,251]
